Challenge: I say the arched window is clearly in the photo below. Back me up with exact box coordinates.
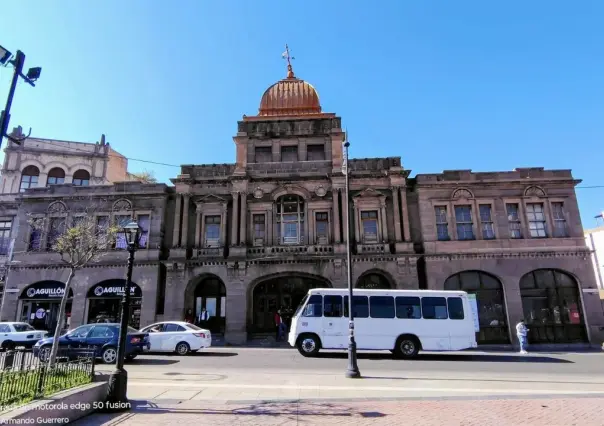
[47,168,65,186]
[519,269,587,343]
[276,195,304,245]
[20,166,40,192]
[356,273,391,289]
[445,271,509,344]
[72,169,90,186]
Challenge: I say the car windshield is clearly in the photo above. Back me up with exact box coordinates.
[294,294,310,318]
[13,323,35,332]
[185,324,202,331]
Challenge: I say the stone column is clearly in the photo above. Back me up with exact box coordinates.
[400,188,411,242]
[392,187,402,242]
[182,194,190,248]
[231,192,239,246]
[303,204,310,244]
[333,189,341,243]
[194,210,202,248]
[353,203,361,243]
[220,205,227,246]
[239,192,247,246]
[380,201,388,242]
[172,194,182,247]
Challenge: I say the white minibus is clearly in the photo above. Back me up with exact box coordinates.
[288,288,477,358]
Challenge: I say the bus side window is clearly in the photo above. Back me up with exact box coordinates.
[302,295,323,318]
[395,296,421,319]
[369,296,395,318]
[324,295,343,317]
[447,297,465,320]
[421,297,448,319]
[343,296,369,318]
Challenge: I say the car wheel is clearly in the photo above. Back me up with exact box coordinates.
[175,342,190,355]
[393,336,420,359]
[296,334,320,357]
[38,345,51,363]
[101,347,118,364]
[1,341,15,351]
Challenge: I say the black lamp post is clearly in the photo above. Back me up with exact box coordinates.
[106,220,141,409]
[343,138,361,379]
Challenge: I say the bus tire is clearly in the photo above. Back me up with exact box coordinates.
[296,334,321,357]
[393,335,420,359]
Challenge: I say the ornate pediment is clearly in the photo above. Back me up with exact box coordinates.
[196,194,227,204]
[47,201,68,214]
[451,188,474,200]
[353,188,385,199]
[112,199,132,212]
[524,185,546,198]
[271,184,312,201]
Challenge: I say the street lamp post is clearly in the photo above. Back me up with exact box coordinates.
[0,45,42,148]
[106,220,141,409]
[343,139,361,379]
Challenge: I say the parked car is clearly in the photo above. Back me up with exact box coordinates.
[140,321,211,355]
[0,322,48,350]
[33,323,150,364]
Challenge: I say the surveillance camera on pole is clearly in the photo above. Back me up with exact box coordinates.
[0,45,42,149]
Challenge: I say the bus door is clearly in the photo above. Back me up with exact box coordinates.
[322,295,347,349]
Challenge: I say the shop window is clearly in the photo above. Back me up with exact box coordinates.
[253,214,265,246]
[526,203,547,238]
[137,214,150,248]
[315,212,328,244]
[307,144,325,161]
[455,205,474,240]
[72,169,90,186]
[20,166,39,192]
[281,146,298,162]
[435,206,449,241]
[421,297,447,319]
[361,211,378,243]
[204,215,221,247]
[0,220,12,255]
[46,168,65,186]
[506,203,522,238]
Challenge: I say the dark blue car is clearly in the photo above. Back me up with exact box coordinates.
[33,323,150,364]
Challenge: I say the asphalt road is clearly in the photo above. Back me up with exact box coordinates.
[96,347,604,381]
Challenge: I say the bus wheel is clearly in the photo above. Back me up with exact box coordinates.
[393,335,420,359]
[296,334,320,357]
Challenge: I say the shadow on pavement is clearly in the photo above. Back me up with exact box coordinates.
[129,358,180,366]
[73,400,386,425]
[314,352,572,363]
[193,351,238,357]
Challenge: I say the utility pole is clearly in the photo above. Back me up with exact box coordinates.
[0,45,42,148]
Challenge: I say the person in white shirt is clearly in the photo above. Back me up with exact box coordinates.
[198,308,210,328]
[516,319,529,354]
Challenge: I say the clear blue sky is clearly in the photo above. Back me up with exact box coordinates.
[1,1,603,227]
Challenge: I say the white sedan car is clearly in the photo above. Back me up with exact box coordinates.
[0,322,48,350]
[140,321,211,355]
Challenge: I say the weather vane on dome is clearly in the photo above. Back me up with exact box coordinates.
[282,44,295,78]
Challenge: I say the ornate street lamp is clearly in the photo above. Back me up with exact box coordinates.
[343,137,361,379]
[106,220,141,408]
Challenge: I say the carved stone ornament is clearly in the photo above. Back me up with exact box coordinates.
[113,199,132,211]
[315,185,327,197]
[451,188,473,200]
[47,201,67,214]
[524,186,546,198]
[253,187,264,199]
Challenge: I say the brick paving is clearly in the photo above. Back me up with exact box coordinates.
[77,397,604,425]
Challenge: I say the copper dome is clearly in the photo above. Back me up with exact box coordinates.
[258,74,322,117]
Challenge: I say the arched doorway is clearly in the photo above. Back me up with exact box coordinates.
[444,271,509,344]
[355,271,392,289]
[19,281,74,333]
[252,274,330,333]
[192,276,226,334]
[519,269,587,343]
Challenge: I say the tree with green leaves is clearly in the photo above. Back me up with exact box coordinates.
[127,170,157,183]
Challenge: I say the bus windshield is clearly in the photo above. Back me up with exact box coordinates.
[293,294,309,318]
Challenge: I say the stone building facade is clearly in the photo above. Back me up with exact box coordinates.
[1,61,602,347]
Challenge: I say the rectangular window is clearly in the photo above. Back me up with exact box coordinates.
[204,215,221,246]
[29,219,43,251]
[254,146,272,163]
[315,212,328,243]
[447,297,464,320]
[253,214,265,245]
[46,217,66,250]
[526,203,547,238]
[323,295,343,318]
[369,296,395,319]
[552,202,569,238]
[20,175,38,192]
[361,211,378,243]
[281,146,298,162]
[137,214,150,248]
[395,296,421,319]
[455,205,474,240]
[96,216,110,249]
[302,295,322,317]
[114,214,131,249]
[434,206,449,241]
[421,297,448,319]
[0,220,11,256]
[344,295,369,318]
[506,203,522,239]
[307,144,325,161]
[479,204,496,240]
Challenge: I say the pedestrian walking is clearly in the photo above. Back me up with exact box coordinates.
[516,319,529,354]
[275,310,286,341]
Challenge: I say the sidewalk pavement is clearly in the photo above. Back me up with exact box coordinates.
[75,397,604,425]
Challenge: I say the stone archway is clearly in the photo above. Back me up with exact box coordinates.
[355,270,394,289]
[519,269,587,343]
[249,273,331,333]
[185,274,227,334]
